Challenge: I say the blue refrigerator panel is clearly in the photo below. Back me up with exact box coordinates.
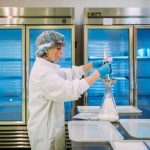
[0,29,23,121]
[136,28,150,117]
[86,28,130,106]
[29,28,73,121]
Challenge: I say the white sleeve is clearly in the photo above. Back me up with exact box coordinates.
[59,65,85,80]
[42,74,89,102]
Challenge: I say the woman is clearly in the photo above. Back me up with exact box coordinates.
[27,31,111,150]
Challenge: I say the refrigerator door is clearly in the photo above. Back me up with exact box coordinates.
[134,26,150,118]
[26,26,75,121]
[84,25,133,106]
[0,26,25,124]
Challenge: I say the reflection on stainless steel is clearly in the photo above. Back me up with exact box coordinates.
[85,8,150,25]
[0,7,74,24]
[86,8,150,17]
[0,7,75,149]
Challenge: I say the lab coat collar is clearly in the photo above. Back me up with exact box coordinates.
[36,57,60,68]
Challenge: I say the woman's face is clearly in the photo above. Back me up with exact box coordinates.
[45,45,63,62]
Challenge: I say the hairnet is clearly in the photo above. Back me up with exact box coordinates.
[35,31,64,57]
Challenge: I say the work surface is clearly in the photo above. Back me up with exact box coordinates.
[67,106,150,150]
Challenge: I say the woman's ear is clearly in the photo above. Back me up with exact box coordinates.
[45,50,49,57]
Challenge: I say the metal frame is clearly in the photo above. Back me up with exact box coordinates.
[0,25,26,125]
[26,25,75,122]
[84,25,134,106]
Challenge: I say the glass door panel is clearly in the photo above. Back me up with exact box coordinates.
[0,26,25,123]
[27,26,75,121]
[136,27,150,118]
[84,26,132,106]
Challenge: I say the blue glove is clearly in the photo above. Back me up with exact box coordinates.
[97,63,112,78]
[92,60,103,68]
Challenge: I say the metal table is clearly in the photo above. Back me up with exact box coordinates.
[66,107,150,150]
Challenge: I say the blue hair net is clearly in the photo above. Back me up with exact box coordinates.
[35,31,64,57]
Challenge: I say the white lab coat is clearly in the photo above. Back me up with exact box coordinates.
[27,57,89,150]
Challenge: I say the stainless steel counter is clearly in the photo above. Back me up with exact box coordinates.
[66,107,150,150]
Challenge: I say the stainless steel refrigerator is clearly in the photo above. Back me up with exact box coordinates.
[0,7,74,148]
[84,8,150,118]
